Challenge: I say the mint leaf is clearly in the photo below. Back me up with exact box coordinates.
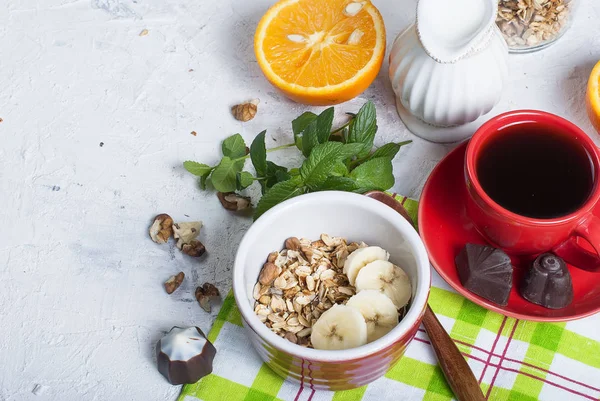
[200,174,210,190]
[348,101,377,157]
[184,161,213,176]
[222,134,246,158]
[292,112,317,151]
[292,112,318,135]
[184,161,213,190]
[212,156,244,192]
[300,142,344,189]
[265,161,289,190]
[301,120,320,157]
[366,140,412,162]
[274,169,291,183]
[341,143,366,160]
[330,161,348,177]
[315,107,334,143]
[236,171,254,190]
[349,157,394,191]
[289,168,300,176]
[314,176,359,192]
[301,108,335,157]
[254,177,306,220]
[250,130,267,177]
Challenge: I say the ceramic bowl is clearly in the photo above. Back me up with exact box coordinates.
[233,191,431,390]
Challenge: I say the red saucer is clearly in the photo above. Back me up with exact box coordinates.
[419,142,600,321]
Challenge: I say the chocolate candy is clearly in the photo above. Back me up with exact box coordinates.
[156,326,216,385]
[455,244,513,306]
[519,253,573,309]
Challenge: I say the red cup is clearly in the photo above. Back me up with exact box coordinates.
[465,110,600,272]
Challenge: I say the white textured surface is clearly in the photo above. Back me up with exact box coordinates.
[0,0,599,400]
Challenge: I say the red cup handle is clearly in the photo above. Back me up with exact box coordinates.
[553,214,600,272]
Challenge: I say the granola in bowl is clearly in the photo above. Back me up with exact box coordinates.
[253,234,411,350]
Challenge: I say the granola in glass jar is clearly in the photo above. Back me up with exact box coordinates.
[496,0,575,52]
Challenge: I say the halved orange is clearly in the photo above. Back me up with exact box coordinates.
[586,61,600,134]
[254,0,386,106]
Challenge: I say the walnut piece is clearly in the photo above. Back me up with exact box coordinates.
[164,272,185,294]
[182,240,206,257]
[195,283,221,313]
[217,192,251,211]
[259,262,281,285]
[149,214,174,244]
[173,221,203,250]
[231,99,259,122]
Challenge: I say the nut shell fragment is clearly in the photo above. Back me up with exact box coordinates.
[217,192,251,211]
[231,99,259,122]
[195,283,221,313]
[173,221,203,250]
[149,214,174,244]
[259,262,281,285]
[182,240,206,257]
[165,272,185,294]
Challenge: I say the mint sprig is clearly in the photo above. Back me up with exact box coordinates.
[183,101,411,219]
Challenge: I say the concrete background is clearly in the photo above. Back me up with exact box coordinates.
[1,0,599,400]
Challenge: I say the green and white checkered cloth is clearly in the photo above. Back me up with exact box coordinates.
[179,195,600,401]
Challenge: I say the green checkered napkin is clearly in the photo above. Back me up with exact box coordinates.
[179,196,600,401]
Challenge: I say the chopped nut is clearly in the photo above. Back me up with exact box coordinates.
[190,131,197,136]
[180,240,205,257]
[285,332,298,343]
[259,262,281,285]
[195,283,221,313]
[139,29,149,36]
[217,192,251,211]
[285,237,301,251]
[267,252,278,263]
[231,99,259,122]
[173,221,203,249]
[149,214,174,244]
[297,327,312,338]
[164,272,185,294]
[258,295,271,304]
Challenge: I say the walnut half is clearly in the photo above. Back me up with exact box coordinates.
[195,283,221,312]
[164,272,185,294]
[231,99,259,122]
[149,214,174,244]
[182,240,206,257]
[217,192,251,211]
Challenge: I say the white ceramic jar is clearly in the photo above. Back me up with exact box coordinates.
[389,0,509,143]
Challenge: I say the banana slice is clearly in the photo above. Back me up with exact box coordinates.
[343,246,390,285]
[346,290,398,342]
[311,304,368,350]
[355,260,411,309]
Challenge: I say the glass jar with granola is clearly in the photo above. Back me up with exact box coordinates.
[496,0,576,52]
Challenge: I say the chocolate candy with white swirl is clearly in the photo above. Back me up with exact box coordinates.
[156,326,216,385]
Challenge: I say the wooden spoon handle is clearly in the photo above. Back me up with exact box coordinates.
[423,305,485,401]
[363,191,484,401]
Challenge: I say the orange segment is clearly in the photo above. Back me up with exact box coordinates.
[586,61,600,134]
[255,0,386,105]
